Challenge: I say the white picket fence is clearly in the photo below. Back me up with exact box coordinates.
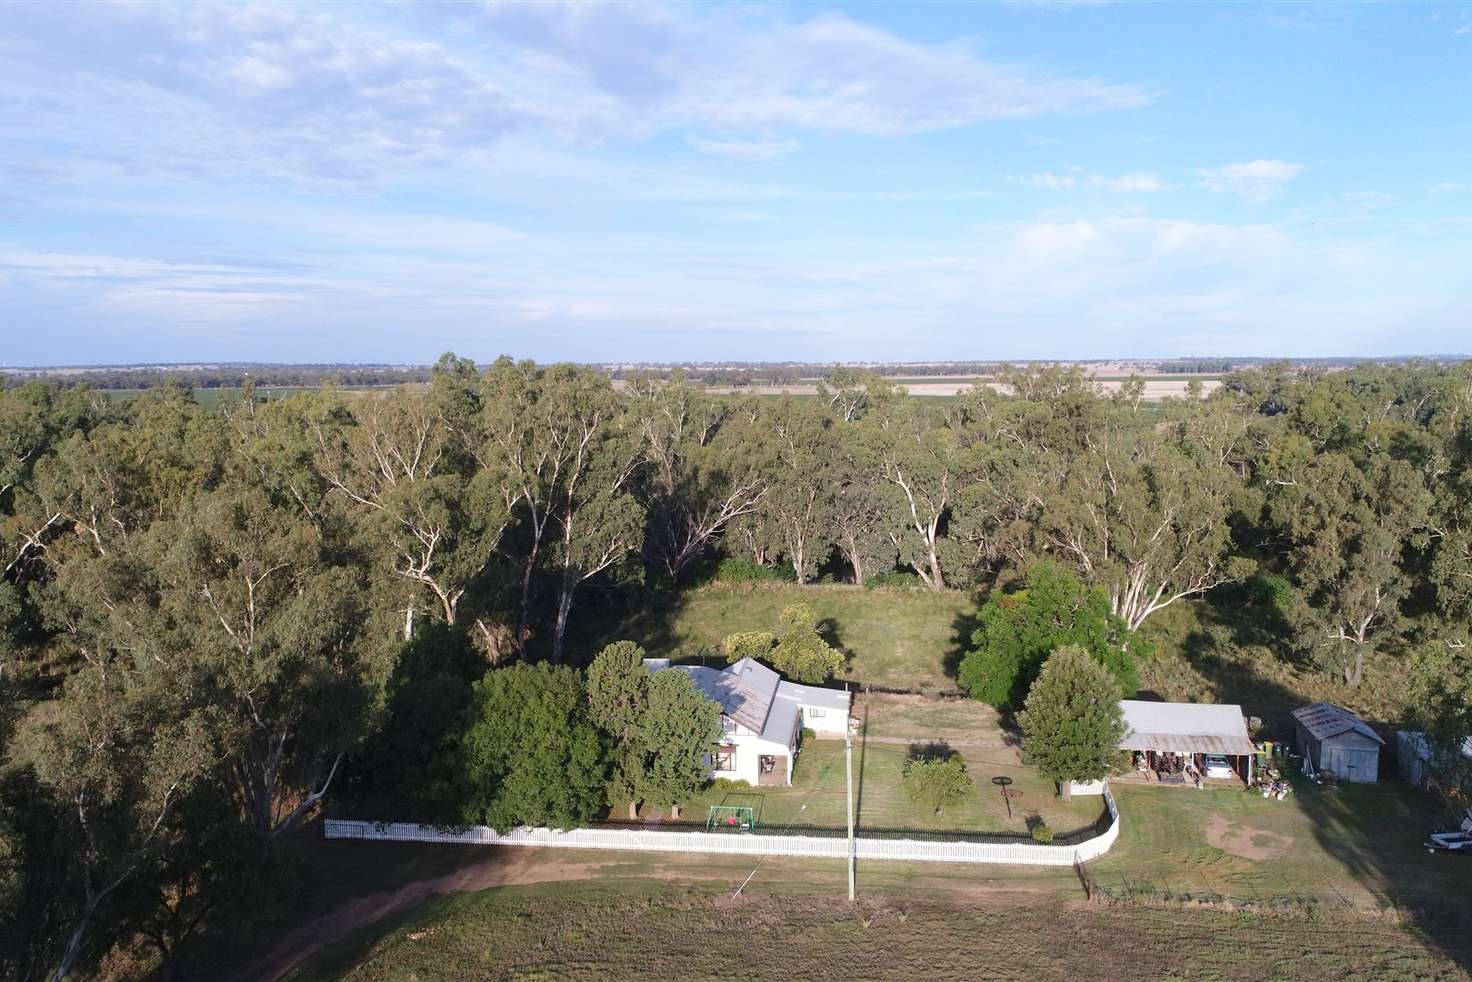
[324,787,1120,868]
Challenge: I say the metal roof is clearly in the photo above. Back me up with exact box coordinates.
[1118,700,1256,756]
[652,658,848,738]
[1292,702,1384,745]
[663,657,779,733]
[774,679,851,714]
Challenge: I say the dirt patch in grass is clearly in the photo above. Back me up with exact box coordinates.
[248,851,612,982]
[1204,814,1295,861]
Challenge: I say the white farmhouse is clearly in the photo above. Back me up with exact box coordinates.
[645,657,851,787]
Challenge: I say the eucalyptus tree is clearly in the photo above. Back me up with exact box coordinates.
[870,400,968,590]
[1269,450,1432,686]
[1039,422,1252,631]
[758,398,837,584]
[542,372,643,663]
[29,663,213,982]
[307,386,511,647]
[626,375,768,579]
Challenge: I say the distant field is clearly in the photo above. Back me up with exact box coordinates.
[97,385,398,405]
[705,378,1222,399]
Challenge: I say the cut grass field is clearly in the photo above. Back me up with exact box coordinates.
[573,582,978,691]
[667,733,1101,838]
[291,874,1469,981]
[1092,781,1468,909]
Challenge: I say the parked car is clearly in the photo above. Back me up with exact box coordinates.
[1201,754,1236,780]
[1426,831,1472,853]
[1426,813,1472,854]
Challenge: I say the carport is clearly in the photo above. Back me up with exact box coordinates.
[1118,700,1256,787]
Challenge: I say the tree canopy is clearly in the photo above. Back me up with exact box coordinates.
[1017,645,1127,796]
[958,563,1145,709]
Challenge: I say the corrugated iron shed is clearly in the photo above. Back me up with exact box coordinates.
[1292,702,1384,744]
[1118,699,1255,756]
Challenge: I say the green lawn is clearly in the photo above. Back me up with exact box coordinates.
[1092,781,1467,910]
[573,582,978,691]
[664,736,1100,837]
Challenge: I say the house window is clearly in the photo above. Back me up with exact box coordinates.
[807,707,826,718]
[712,746,736,771]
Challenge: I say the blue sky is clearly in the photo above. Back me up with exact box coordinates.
[1,1,1469,366]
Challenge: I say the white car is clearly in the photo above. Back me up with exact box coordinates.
[1201,754,1236,780]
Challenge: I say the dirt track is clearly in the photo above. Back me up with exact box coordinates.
[247,851,613,981]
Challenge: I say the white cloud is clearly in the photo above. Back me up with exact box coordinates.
[1012,170,1164,192]
[685,136,799,162]
[1196,159,1306,201]
[1432,181,1470,192]
[1093,171,1163,192]
[0,2,1151,189]
[1014,172,1079,189]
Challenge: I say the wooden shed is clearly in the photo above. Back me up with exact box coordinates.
[1292,702,1383,783]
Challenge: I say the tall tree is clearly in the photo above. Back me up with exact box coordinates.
[871,402,966,590]
[460,663,607,830]
[628,376,768,579]
[638,670,722,820]
[958,562,1145,709]
[307,386,511,645]
[1269,451,1431,686]
[1017,645,1126,801]
[1039,424,1253,631]
[759,399,836,584]
[585,641,653,819]
[28,665,212,981]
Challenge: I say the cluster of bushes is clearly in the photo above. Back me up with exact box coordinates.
[901,746,974,815]
[714,558,797,584]
[863,570,922,590]
[719,604,844,683]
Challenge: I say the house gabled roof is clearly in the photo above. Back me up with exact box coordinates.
[1292,702,1384,745]
[1118,699,1256,756]
[652,657,780,734]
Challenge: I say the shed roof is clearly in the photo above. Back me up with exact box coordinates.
[1118,700,1255,756]
[774,679,851,714]
[1292,702,1384,745]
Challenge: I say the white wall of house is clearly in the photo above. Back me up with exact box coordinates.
[708,724,796,785]
[796,703,847,736]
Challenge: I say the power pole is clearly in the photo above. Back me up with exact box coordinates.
[845,720,855,903]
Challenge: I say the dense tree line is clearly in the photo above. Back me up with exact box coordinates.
[0,365,432,393]
[2,355,1471,977]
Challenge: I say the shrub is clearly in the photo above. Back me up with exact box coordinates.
[714,558,797,584]
[864,570,921,590]
[901,755,973,814]
[769,603,844,683]
[709,777,751,792]
[1030,824,1055,844]
[799,727,817,744]
[722,630,775,664]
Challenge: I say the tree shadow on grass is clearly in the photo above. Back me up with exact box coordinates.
[1178,636,1472,974]
[942,607,982,682]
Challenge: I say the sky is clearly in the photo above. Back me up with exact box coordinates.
[1,1,1470,366]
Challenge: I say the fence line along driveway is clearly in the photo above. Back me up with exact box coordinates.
[324,788,1120,868]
